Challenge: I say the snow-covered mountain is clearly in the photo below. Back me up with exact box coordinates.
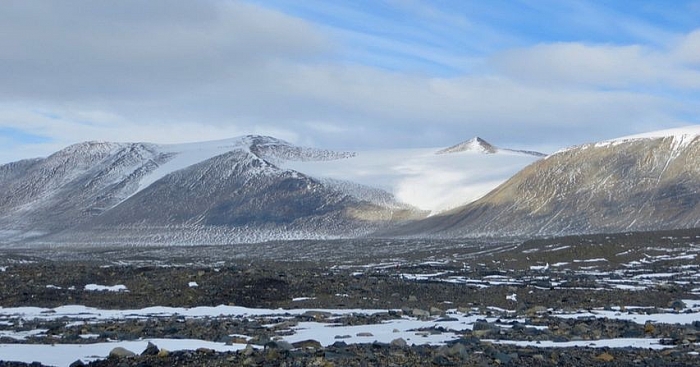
[395,126,700,238]
[0,135,542,246]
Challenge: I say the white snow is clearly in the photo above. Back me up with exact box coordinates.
[292,297,316,302]
[281,147,540,214]
[84,284,128,292]
[188,282,198,288]
[573,258,608,263]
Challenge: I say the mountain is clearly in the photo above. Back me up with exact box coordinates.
[395,126,700,238]
[436,137,546,157]
[0,135,542,246]
[437,137,498,154]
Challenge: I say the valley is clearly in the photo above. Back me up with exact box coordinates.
[0,228,698,366]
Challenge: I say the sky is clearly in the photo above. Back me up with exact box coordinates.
[1,0,700,163]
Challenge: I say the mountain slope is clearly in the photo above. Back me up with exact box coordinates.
[397,127,700,238]
[0,142,172,241]
[0,136,422,245]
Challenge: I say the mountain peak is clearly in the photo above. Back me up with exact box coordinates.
[437,137,497,155]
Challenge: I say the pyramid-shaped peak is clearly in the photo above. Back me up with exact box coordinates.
[437,137,498,155]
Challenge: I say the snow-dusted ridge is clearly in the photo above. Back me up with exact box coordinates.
[553,125,700,156]
[609,125,700,142]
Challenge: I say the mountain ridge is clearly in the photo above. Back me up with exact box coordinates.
[3,127,696,246]
[1,134,540,245]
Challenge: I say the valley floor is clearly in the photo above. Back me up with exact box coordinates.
[0,228,698,366]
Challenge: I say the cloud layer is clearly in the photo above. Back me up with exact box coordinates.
[1,0,699,163]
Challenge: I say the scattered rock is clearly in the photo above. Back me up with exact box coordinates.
[109,347,136,358]
[391,338,407,348]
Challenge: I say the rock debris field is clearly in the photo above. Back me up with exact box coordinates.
[0,228,698,366]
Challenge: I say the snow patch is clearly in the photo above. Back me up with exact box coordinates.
[84,284,128,292]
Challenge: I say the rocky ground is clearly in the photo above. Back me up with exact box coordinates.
[0,228,698,366]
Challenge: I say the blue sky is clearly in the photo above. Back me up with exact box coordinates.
[1,0,699,163]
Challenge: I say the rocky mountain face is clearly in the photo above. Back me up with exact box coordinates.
[399,130,700,238]
[0,136,420,246]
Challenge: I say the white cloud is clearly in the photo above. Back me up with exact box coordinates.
[675,29,700,65]
[490,42,700,90]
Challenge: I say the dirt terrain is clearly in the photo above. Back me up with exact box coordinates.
[0,228,698,366]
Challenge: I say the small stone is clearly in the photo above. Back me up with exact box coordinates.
[408,295,418,302]
[429,307,443,316]
[157,348,170,358]
[228,336,248,345]
[412,308,430,318]
[293,339,323,349]
[304,310,332,320]
[644,322,656,334]
[356,332,374,337]
[391,338,407,347]
[669,300,687,311]
[69,360,85,367]
[473,321,496,331]
[266,340,293,351]
[446,343,467,358]
[197,347,215,354]
[334,335,351,339]
[109,347,136,358]
[594,352,614,362]
[242,345,255,356]
[526,306,548,315]
[141,342,159,356]
[494,352,514,364]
